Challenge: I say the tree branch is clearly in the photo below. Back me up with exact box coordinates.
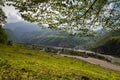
[80,0,98,18]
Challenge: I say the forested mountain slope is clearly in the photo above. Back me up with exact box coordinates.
[93,29,120,56]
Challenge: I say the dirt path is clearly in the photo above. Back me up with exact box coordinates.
[60,54,120,72]
[76,49,120,64]
[97,54,120,64]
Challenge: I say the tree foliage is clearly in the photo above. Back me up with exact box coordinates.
[0,0,8,44]
[3,0,120,36]
[0,27,8,44]
[0,0,6,26]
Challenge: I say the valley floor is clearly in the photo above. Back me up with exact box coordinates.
[0,45,120,80]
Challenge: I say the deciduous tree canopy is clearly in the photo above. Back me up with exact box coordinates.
[0,0,8,44]
[0,0,6,26]
[2,0,120,36]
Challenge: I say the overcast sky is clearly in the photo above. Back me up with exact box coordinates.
[2,6,24,23]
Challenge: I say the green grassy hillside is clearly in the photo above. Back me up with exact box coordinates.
[0,45,120,80]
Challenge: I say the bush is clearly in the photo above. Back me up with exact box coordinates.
[0,27,8,44]
[7,40,13,46]
[45,47,58,53]
[64,49,88,57]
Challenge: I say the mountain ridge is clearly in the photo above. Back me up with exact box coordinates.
[4,21,83,48]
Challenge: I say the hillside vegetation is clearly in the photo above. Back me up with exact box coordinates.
[93,29,120,56]
[0,27,8,44]
[0,44,120,80]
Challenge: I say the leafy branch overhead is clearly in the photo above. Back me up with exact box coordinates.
[0,0,7,26]
[3,0,120,36]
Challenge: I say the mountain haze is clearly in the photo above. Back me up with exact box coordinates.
[4,21,83,48]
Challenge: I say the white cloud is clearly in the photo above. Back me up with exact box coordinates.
[2,6,24,23]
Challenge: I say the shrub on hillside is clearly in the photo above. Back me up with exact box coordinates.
[0,27,8,44]
[64,49,88,57]
[45,47,59,53]
[7,40,13,46]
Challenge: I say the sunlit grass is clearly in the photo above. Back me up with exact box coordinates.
[0,44,120,80]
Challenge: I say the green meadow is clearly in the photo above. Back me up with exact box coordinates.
[0,44,120,80]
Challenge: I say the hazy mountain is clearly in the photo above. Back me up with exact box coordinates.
[4,21,83,48]
[21,29,81,47]
[4,21,41,37]
[5,28,18,42]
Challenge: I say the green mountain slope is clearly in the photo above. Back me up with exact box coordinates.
[22,30,81,48]
[93,29,120,56]
[0,45,120,80]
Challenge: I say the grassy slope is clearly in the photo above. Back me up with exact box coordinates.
[0,45,120,80]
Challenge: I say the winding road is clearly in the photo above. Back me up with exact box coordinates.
[60,54,120,72]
